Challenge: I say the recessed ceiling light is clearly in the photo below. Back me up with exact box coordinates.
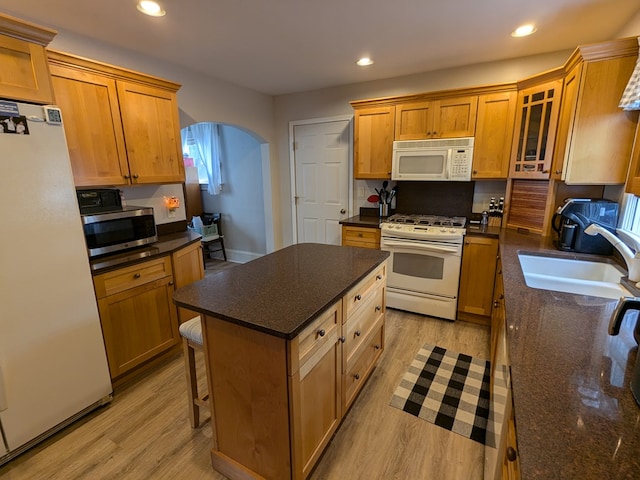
[137,1,166,17]
[511,24,536,37]
[356,57,374,67]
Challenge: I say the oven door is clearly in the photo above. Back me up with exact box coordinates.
[380,237,462,298]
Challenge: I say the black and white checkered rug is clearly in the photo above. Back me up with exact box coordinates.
[390,343,491,444]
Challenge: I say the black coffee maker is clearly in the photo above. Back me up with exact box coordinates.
[551,198,619,254]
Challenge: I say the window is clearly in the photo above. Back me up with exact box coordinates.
[181,123,223,195]
[617,193,640,250]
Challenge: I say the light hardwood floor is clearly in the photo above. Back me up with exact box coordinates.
[0,261,489,480]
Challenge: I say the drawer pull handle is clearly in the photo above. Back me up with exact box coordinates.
[354,373,360,380]
[376,275,382,280]
[374,344,381,350]
[355,294,362,301]
[355,330,361,337]
[339,336,346,343]
[317,329,326,337]
[375,305,382,312]
[134,273,141,279]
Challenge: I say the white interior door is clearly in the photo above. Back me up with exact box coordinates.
[293,119,350,245]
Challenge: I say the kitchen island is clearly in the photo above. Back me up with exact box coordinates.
[499,229,640,479]
[173,243,389,480]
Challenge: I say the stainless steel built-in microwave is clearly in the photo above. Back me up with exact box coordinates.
[391,137,474,181]
[81,206,157,257]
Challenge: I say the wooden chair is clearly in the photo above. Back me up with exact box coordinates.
[201,212,227,263]
[178,316,209,428]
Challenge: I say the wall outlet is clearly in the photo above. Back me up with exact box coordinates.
[357,187,365,198]
[167,208,176,218]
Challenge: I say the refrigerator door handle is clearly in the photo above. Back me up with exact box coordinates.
[0,365,7,411]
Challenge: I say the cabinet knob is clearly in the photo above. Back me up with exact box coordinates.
[374,344,381,350]
[355,330,361,337]
[506,447,518,462]
[354,373,360,380]
[355,294,362,301]
[123,174,130,179]
[555,170,562,175]
[375,305,382,312]
[358,233,363,237]
[376,275,382,280]
[339,336,346,343]
[494,300,499,308]
[499,294,504,300]
[465,241,470,245]
[168,281,174,286]
[317,329,326,337]
[133,174,139,179]
[133,273,141,279]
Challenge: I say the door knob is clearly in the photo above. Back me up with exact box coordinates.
[340,209,346,214]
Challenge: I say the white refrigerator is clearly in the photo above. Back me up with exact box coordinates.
[0,101,112,464]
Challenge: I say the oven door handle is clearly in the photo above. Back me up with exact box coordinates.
[381,239,460,254]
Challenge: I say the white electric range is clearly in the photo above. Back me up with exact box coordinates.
[380,214,467,321]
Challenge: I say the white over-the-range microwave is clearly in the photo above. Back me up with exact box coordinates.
[391,137,474,181]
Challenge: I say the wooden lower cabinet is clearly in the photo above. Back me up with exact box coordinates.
[458,236,499,323]
[93,256,179,380]
[93,242,203,381]
[202,263,386,480]
[341,225,381,249]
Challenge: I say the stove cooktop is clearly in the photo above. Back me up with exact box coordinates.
[381,214,467,242]
[385,214,467,227]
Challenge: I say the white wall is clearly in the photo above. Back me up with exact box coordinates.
[200,125,267,262]
[119,184,186,225]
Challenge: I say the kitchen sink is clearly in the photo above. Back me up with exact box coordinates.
[517,253,631,300]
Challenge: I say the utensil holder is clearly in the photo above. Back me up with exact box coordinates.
[379,203,389,217]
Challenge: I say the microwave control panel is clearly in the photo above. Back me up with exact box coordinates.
[450,149,472,181]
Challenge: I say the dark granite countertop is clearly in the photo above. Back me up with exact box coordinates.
[89,230,201,274]
[499,229,640,479]
[339,214,384,228]
[172,243,389,339]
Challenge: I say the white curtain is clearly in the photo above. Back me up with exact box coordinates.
[183,123,223,195]
[619,37,640,111]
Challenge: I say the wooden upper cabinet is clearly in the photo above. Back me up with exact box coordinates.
[395,95,477,140]
[353,105,395,179]
[473,91,517,179]
[117,81,184,184]
[554,38,638,184]
[47,50,185,187]
[0,13,56,104]
[49,65,130,186]
[395,101,431,140]
[432,96,477,138]
[509,77,563,179]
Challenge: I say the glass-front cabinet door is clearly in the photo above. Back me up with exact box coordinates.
[509,79,563,179]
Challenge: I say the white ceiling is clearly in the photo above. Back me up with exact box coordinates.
[1,0,639,95]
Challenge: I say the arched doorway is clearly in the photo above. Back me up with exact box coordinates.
[181,122,273,263]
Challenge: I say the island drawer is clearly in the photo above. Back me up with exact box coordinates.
[93,256,172,298]
[344,326,384,409]
[343,286,384,368]
[343,263,386,322]
[289,301,341,375]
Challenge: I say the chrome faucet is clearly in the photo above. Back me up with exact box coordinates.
[584,224,640,282]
